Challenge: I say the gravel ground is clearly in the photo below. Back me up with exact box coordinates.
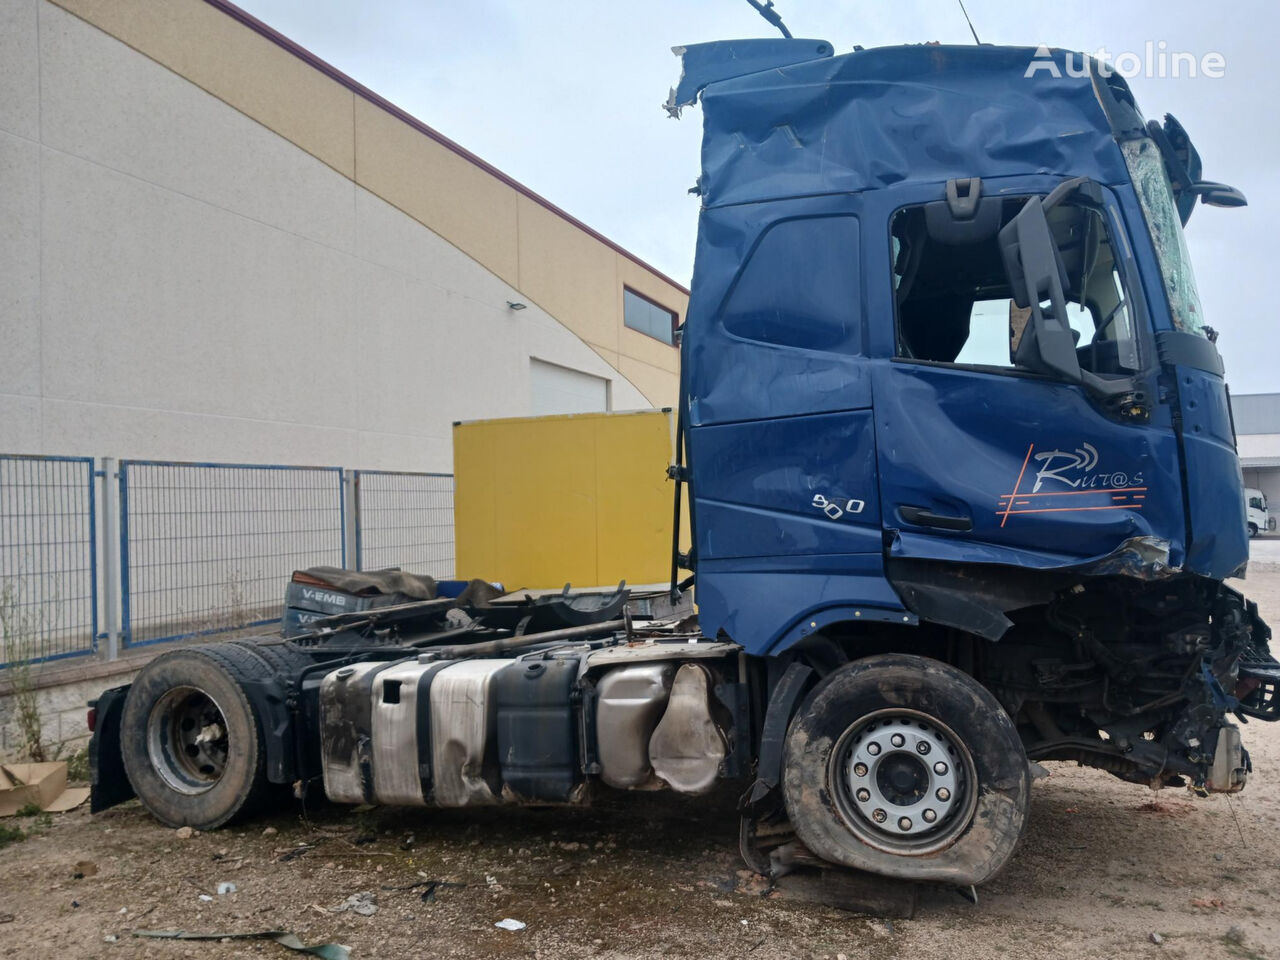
[3,573,1280,960]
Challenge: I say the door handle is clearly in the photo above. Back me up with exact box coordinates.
[899,505,972,532]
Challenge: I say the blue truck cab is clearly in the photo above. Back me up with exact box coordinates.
[669,39,1280,880]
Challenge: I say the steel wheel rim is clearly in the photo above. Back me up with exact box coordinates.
[829,707,978,856]
[146,685,230,795]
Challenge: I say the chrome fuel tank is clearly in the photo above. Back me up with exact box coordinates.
[369,660,456,807]
[429,659,510,807]
[319,660,396,805]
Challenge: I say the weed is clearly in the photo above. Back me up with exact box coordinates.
[0,579,51,762]
[15,801,41,817]
[60,744,90,782]
[0,822,25,850]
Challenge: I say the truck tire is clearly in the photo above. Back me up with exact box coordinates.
[782,653,1029,885]
[120,645,285,829]
[1249,523,1259,538]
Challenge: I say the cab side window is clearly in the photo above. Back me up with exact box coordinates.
[891,200,1139,375]
[722,216,860,352]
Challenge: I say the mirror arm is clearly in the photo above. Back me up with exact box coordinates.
[1042,176,1102,212]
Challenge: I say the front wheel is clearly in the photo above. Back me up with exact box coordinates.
[1249,523,1260,539]
[782,654,1030,885]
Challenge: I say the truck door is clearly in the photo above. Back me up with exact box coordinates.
[684,198,908,654]
[868,182,1188,577]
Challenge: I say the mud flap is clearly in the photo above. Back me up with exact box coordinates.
[89,685,135,813]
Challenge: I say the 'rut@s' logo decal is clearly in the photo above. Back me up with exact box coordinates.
[999,442,1146,527]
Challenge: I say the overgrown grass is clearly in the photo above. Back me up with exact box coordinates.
[61,743,90,782]
[0,822,25,850]
[1,579,50,762]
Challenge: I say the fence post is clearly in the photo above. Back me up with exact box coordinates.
[343,469,359,571]
[99,457,122,662]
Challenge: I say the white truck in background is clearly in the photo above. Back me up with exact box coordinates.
[1246,487,1270,538]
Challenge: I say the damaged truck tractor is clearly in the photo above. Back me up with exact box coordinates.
[90,35,1279,889]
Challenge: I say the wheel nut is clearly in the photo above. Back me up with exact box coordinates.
[890,733,905,748]
[856,788,870,803]
[853,762,868,777]
[922,809,937,823]
[916,741,931,755]
[867,742,881,756]
[936,787,950,802]
[872,808,887,823]
[898,817,912,831]
[933,761,948,775]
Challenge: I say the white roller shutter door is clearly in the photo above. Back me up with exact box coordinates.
[529,358,609,416]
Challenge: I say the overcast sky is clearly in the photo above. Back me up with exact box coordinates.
[236,0,1277,394]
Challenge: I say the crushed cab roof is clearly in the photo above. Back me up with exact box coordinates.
[673,40,1129,208]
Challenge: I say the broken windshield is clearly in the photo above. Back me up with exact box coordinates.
[1122,137,1207,338]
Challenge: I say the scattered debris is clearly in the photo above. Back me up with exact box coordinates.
[706,874,736,894]
[262,826,279,837]
[1149,932,1164,945]
[198,895,213,903]
[1136,802,1192,818]
[103,934,118,943]
[494,918,526,931]
[73,860,98,879]
[133,929,350,959]
[1224,926,1246,945]
[175,827,196,840]
[0,914,14,924]
[216,882,236,895]
[277,844,314,863]
[1190,897,1226,910]
[734,869,771,897]
[332,891,377,916]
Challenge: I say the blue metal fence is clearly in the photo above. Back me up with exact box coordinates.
[0,454,458,665]
[354,470,455,578]
[0,455,97,666]
[119,461,345,647]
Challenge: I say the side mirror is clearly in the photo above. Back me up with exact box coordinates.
[1192,181,1248,209]
[998,194,1083,384]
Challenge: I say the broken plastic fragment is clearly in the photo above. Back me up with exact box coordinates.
[132,930,350,960]
[664,39,834,117]
[494,918,526,931]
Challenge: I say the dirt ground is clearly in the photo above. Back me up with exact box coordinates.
[4,575,1280,960]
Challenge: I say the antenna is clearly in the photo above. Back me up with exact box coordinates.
[956,0,981,44]
[744,0,792,39]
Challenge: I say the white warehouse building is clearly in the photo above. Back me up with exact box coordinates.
[0,0,687,471]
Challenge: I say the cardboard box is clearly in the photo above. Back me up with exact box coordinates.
[0,762,88,815]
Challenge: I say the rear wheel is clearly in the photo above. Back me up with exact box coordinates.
[782,653,1029,884]
[121,648,274,829]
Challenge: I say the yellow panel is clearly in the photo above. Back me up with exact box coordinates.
[455,410,682,589]
[594,411,675,587]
